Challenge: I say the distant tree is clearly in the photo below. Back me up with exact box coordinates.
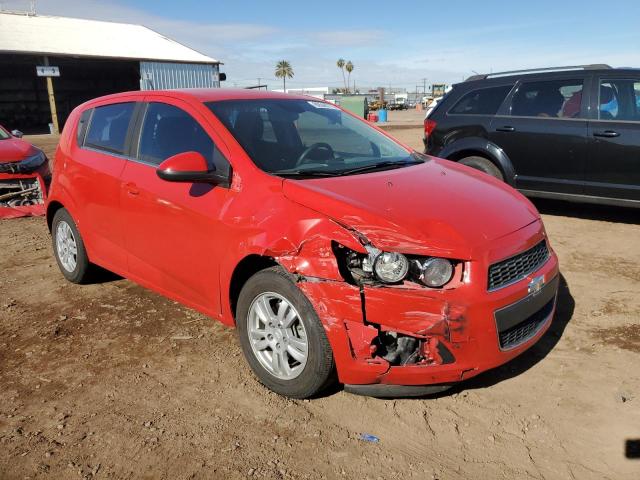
[337,58,347,92]
[345,61,354,94]
[275,60,294,91]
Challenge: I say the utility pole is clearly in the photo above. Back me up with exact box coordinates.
[43,56,59,134]
[422,77,427,96]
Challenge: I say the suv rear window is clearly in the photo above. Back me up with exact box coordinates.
[510,79,584,118]
[84,103,135,155]
[449,85,513,115]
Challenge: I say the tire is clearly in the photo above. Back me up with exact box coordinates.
[458,155,504,181]
[51,208,91,283]
[236,267,336,399]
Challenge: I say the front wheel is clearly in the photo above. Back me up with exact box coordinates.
[458,155,504,181]
[236,267,336,398]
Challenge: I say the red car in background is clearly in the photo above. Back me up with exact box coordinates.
[46,89,559,399]
[0,125,50,218]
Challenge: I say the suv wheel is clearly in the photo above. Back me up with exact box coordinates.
[459,156,504,181]
[52,208,91,283]
[236,267,336,399]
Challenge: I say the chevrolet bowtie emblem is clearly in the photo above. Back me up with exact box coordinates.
[528,275,545,295]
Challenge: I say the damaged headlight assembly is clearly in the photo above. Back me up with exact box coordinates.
[413,257,454,288]
[0,151,46,174]
[338,244,455,287]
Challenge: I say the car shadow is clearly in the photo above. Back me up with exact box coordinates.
[84,265,123,284]
[444,272,575,395]
[531,198,639,225]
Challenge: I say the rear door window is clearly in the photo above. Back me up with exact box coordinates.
[448,85,513,115]
[598,79,640,121]
[84,102,135,155]
[509,79,584,118]
[138,102,230,177]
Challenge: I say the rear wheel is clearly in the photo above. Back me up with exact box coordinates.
[236,267,336,398]
[51,208,91,283]
[459,155,504,181]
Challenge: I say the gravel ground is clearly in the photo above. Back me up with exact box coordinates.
[0,131,638,479]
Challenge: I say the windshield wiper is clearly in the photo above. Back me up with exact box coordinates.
[338,158,424,176]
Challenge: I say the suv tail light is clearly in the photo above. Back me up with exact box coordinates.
[424,118,437,140]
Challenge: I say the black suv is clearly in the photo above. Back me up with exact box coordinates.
[424,65,640,208]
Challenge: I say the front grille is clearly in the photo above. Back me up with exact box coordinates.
[499,298,554,349]
[488,240,549,291]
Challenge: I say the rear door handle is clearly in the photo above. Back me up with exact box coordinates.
[593,130,620,138]
[496,126,515,132]
[124,182,140,196]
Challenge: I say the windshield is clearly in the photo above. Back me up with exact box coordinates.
[0,127,9,140]
[207,99,420,177]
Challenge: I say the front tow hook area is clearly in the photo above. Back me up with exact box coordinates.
[344,383,451,398]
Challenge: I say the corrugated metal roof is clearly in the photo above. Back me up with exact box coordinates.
[140,62,220,90]
[0,12,219,64]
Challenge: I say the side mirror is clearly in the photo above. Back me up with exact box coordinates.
[156,151,225,184]
[11,129,23,138]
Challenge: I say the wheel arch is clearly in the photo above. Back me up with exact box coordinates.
[46,200,65,231]
[228,254,280,325]
[439,137,516,186]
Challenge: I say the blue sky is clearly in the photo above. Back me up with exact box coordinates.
[7,0,640,90]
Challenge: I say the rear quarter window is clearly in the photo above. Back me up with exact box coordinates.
[76,109,92,146]
[449,85,513,115]
[84,102,135,155]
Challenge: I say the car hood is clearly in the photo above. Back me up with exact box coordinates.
[282,158,540,259]
[0,138,37,162]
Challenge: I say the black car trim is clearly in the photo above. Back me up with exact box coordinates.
[492,114,589,122]
[494,275,558,351]
[519,189,640,208]
[589,118,640,125]
[518,176,640,191]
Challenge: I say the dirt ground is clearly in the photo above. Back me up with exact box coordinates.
[1,129,639,479]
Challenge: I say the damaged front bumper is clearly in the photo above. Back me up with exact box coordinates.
[0,173,48,219]
[296,225,560,397]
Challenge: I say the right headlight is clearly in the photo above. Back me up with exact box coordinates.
[414,257,454,287]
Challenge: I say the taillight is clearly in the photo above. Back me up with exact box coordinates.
[424,118,437,139]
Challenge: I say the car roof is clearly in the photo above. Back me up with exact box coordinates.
[458,67,640,88]
[81,88,317,107]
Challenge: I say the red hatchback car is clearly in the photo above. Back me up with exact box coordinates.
[0,125,50,218]
[46,89,559,398]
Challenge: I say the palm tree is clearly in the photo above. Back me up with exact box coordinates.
[337,58,346,92]
[275,60,294,91]
[345,61,354,94]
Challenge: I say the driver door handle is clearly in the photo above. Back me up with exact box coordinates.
[593,130,620,138]
[496,126,515,132]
